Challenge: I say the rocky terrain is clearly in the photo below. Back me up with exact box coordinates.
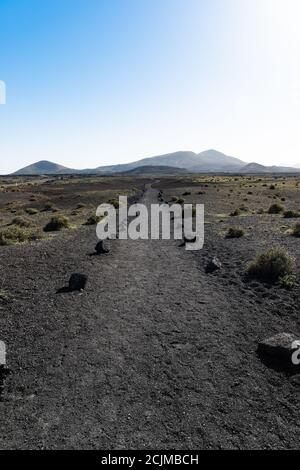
[0,174,299,449]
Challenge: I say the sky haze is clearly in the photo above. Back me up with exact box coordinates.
[1,0,300,173]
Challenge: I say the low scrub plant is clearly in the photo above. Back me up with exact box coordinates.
[0,226,42,245]
[292,223,300,238]
[0,289,10,301]
[268,203,284,214]
[11,216,33,228]
[108,198,120,209]
[226,227,245,239]
[279,274,297,290]
[43,202,58,212]
[85,214,103,225]
[25,207,38,215]
[230,209,241,217]
[176,198,185,205]
[247,247,294,283]
[44,215,70,232]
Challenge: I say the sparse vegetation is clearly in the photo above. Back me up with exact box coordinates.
[25,207,38,215]
[85,214,103,225]
[230,209,241,217]
[0,289,10,302]
[247,247,294,283]
[292,222,300,238]
[225,227,245,239]
[1,173,300,447]
[279,274,297,290]
[43,215,70,232]
[176,198,185,205]
[108,198,120,209]
[268,203,284,214]
[11,216,33,227]
[0,226,42,245]
[43,202,58,212]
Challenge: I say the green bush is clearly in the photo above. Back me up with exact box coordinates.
[226,227,245,239]
[0,226,42,246]
[108,198,120,209]
[247,247,294,283]
[85,214,102,225]
[11,216,33,227]
[230,209,241,217]
[176,198,185,205]
[44,215,70,232]
[292,223,300,238]
[268,203,284,214]
[25,207,38,215]
[279,274,297,290]
[0,289,10,301]
[43,202,58,212]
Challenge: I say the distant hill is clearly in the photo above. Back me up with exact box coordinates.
[13,160,76,175]
[240,162,300,174]
[11,150,300,175]
[120,165,188,175]
[96,150,245,174]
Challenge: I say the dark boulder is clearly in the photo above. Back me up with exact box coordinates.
[95,240,110,255]
[68,273,88,291]
[206,257,222,273]
[258,333,299,360]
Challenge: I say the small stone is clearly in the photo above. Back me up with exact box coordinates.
[258,333,299,360]
[95,240,110,255]
[206,257,222,273]
[68,273,88,291]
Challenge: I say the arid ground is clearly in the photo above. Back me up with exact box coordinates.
[0,174,299,449]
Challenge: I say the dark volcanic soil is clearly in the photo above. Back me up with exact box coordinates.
[0,185,299,449]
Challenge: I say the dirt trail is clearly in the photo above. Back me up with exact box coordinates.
[0,187,299,449]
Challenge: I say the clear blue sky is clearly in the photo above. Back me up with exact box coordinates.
[1,0,300,173]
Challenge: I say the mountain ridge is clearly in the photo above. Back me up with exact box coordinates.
[119,165,188,175]
[10,150,300,175]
